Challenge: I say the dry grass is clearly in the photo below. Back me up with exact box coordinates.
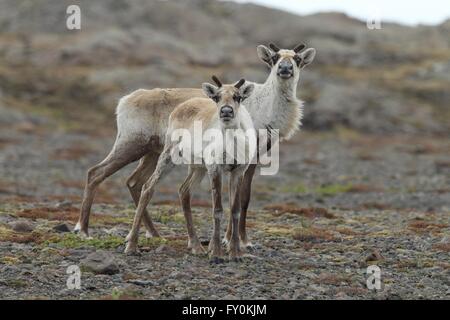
[50,145,93,160]
[0,137,17,149]
[153,199,211,208]
[408,219,448,233]
[264,204,335,219]
[15,206,129,225]
[360,202,391,210]
[334,226,361,236]
[432,243,450,252]
[16,206,79,221]
[0,226,49,244]
[0,180,14,194]
[57,180,84,189]
[292,227,336,242]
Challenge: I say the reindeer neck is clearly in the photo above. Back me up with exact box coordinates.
[246,71,303,140]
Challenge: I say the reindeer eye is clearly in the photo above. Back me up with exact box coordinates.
[213,95,220,103]
[294,55,302,66]
[233,95,241,102]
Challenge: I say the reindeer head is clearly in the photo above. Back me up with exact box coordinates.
[257,43,316,80]
[202,76,254,127]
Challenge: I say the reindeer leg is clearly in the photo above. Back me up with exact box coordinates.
[222,176,234,246]
[179,166,206,255]
[76,137,151,238]
[125,149,174,254]
[229,169,244,261]
[126,152,161,239]
[207,167,224,263]
[238,164,257,250]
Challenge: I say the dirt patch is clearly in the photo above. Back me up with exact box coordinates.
[433,243,450,252]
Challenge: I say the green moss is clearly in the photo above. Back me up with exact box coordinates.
[43,232,172,250]
[44,233,124,249]
[281,183,308,194]
[153,211,186,225]
[315,184,353,196]
[139,237,168,247]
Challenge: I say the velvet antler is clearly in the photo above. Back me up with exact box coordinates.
[235,78,245,89]
[212,75,222,88]
[269,43,281,52]
[293,43,306,53]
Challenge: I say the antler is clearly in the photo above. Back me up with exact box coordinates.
[293,43,306,53]
[211,75,222,88]
[269,43,281,52]
[235,78,245,89]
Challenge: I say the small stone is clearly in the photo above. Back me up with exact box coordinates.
[54,200,73,209]
[155,244,168,253]
[10,221,34,233]
[80,251,120,275]
[127,279,157,286]
[53,223,71,233]
[365,249,385,262]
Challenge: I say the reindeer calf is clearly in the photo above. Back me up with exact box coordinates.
[125,77,256,262]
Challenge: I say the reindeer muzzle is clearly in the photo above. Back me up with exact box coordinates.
[277,60,294,78]
[220,106,234,120]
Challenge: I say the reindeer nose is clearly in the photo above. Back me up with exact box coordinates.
[279,61,293,74]
[220,106,234,118]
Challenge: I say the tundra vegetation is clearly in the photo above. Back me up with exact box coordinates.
[0,0,449,299]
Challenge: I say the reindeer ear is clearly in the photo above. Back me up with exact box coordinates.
[202,83,218,99]
[239,83,255,101]
[298,48,316,68]
[257,45,274,67]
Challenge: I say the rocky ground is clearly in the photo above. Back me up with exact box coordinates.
[0,0,449,301]
[0,105,449,300]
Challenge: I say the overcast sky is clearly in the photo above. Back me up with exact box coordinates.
[229,0,450,26]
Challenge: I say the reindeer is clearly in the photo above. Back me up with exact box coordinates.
[75,43,316,249]
[124,77,256,261]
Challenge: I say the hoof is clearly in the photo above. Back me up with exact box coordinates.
[240,240,256,252]
[221,237,231,247]
[209,256,225,264]
[145,229,161,238]
[124,242,139,255]
[73,222,81,233]
[79,231,91,240]
[145,231,153,239]
[189,242,206,255]
[229,256,243,263]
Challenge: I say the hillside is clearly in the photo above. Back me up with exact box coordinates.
[0,0,449,134]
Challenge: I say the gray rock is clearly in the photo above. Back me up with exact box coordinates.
[10,221,34,233]
[80,251,120,275]
[127,279,157,286]
[54,200,73,209]
[53,223,71,233]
